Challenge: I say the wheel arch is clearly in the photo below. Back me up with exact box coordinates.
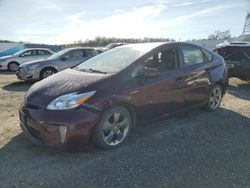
[39,66,58,79]
[213,80,227,96]
[7,61,20,69]
[101,101,137,129]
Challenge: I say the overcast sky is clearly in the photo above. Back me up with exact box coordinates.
[0,0,249,44]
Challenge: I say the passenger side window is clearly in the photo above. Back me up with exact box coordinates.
[85,49,99,57]
[144,48,178,72]
[180,45,204,66]
[20,50,37,57]
[71,50,84,58]
[201,48,213,62]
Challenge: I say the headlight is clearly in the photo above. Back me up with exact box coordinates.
[47,91,96,110]
[27,64,39,70]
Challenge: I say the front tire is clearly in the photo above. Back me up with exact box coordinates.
[8,62,19,72]
[40,67,57,80]
[206,85,222,111]
[92,106,133,149]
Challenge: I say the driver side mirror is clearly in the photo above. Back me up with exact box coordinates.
[142,67,160,78]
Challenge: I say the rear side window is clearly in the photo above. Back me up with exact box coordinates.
[37,50,51,55]
[202,49,213,62]
[180,45,204,66]
[71,50,84,58]
[225,51,249,62]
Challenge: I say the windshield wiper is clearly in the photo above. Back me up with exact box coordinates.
[89,69,107,74]
[78,68,107,74]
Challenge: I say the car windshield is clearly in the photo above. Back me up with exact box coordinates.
[105,43,116,49]
[47,48,70,60]
[13,49,28,56]
[237,34,250,42]
[76,43,160,73]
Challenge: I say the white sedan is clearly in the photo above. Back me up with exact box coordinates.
[0,48,55,71]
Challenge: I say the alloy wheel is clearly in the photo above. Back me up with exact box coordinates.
[209,86,222,110]
[9,62,19,71]
[102,111,130,146]
[42,69,55,79]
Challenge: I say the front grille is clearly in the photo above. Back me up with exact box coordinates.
[26,126,43,142]
[22,116,44,143]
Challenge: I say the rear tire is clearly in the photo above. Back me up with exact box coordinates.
[8,62,19,72]
[92,106,133,149]
[40,67,57,80]
[206,85,222,112]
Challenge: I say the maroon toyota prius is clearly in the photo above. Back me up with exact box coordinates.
[19,42,228,150]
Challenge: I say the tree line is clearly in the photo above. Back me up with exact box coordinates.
[0,30,238,46]
[65,36,176,48]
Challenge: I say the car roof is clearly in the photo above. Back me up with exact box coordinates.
[62,47,99,51]
[24,48,53,51]
[116,41,202,50]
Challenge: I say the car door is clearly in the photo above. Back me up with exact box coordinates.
[177,44,212,107]
[18,50,37,64]
[138,45,187,120]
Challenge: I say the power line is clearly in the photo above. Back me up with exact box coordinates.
[243,11,250,34]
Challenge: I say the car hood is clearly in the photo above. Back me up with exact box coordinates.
[29,68,111,97]
[20,59,51,67]
[0,55,13,60]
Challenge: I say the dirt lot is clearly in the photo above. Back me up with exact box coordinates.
[0,72,249,188]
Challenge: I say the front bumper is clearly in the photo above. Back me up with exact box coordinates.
[19,105,99,149]
[16,67,39,81]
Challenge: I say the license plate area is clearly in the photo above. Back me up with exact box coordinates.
[19,110,26,124]
[226,64,234,68]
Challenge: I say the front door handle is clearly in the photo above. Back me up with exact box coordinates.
[176,76,186,86]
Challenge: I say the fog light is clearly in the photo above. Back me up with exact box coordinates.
[59,126,67,144]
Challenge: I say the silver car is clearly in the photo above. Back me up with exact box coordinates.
[0,48,55,71]
[16,47,101,81]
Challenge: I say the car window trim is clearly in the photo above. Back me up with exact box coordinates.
[201,48,214,63]
[143,44,180,72]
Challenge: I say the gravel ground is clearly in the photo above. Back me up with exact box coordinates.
[0,72,249,188]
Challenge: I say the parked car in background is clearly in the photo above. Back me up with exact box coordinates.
[215,34,250,80]
[19,42,228,150]
[16,47,101,81]
[101,43,126,51]
[0,48,54,71]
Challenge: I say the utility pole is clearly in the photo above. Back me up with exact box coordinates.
[243,11,250,35]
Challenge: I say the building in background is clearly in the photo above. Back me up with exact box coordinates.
[0,43,25,57]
